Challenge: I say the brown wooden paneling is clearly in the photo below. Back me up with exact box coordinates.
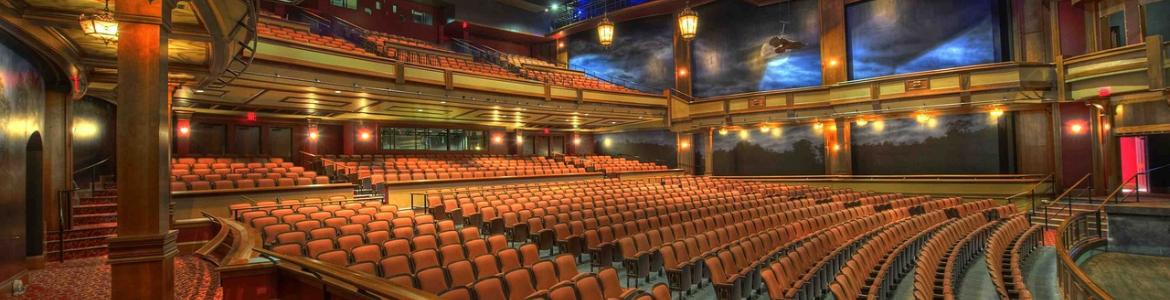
[819,0,848,85]
[1015,109,1055,174]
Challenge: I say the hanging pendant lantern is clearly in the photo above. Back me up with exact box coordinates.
[597,15,615,47]
[79,0,118,45]
[678,3,699,41]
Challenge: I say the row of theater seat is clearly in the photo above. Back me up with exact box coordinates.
[392,50,518,78]
[521,69,639,93]
[257,22,373,56]
[232,195,665,299]
[172,176,330,191]
[563,155,669,173]
[365,30,446,52]
[321,154,587,184]
[985,215,1043,300]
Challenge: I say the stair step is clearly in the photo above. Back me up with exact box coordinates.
[72,213,118,225]
[72,203,118,215]
[79,196,118,205]
[46,245,109,260]
[45,223,117,240]
[44,234,113,252]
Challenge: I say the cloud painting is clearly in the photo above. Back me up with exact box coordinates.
[568,15,674,93]
[847,0,1006,80]
[595,130,678,168]
[691,0,822,98]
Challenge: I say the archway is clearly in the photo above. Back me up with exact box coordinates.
[26,132,44,259]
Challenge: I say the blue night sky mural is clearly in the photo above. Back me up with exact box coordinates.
[846,0,1007,80]
[568,15,674,93]
[850,113,1009,174]
[713,125,825,175]
[691,0,822,98]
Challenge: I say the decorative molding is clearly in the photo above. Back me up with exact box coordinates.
[107,230,179,265]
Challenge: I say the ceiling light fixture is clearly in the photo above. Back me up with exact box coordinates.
[79,0,118,45]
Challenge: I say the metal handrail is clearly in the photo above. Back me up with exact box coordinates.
[73,156,113,190]
[1040,173,1091,228]
[1002,174,1054,219]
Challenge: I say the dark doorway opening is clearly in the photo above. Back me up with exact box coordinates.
[25,132,44,258]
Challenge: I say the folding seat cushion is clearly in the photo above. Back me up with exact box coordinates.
[439,286,472,300]
[347,261,378,276]
[351,244,383,263]
[190,181,212,191]
[275,231,308,245]
[339,224,365,236]
[309,228,338,240]
[437,231,462,246]
[446,260,477,288]
[337,235,365,251]
[296,177,314,185]
[277,178,295,187]
[503,268,538,300]
[497,248,523,272]
[464,239,490,259]
[412,235,438,251]
[379,255,413,278]
[170,182,188,191]
[518,243,541,267]
[531,260,560,290]
[573,275,605,300]
[294,220,323,232]
[257,179,276,188]
[473,254,503,280]
[364,230,391,246]
[410,249,441,271]
[316,249,350,266]
[597,267,635,299]
[393,227,415,239]
[415,266,450,295]
[439,244,467,266]
[472,277,508,300]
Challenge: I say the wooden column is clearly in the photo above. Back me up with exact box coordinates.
[819,0,847,85]
[41,89,71,235]
[1124,0,1142,45]
[676,132,694,174]
[825,119,852,175]
[1016,0,1052,62]
[673,15,692,95]
[703,128,714,175]
[108,0,177,298]
[555,38,568,66]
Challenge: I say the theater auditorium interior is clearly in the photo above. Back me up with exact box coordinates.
[2,0,1170,299]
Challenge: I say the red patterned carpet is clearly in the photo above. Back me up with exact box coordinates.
[5,255,222,300]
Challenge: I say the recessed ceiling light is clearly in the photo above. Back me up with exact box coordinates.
[194,89,204,93]
[334,90,342,94]
[610,121,617,124]
[440,101,447,104]
[416,109,423,112]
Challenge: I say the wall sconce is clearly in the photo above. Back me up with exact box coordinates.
[1069,123,1085,134]
[915,111,931,123]
[677,68,688,77]
[855,118,868,127]
[832,144,841,152]
[680,141,690,149]
[718,128,729,136]
[990,107,1005,118]
[359,131,371,141]
[573,137,582,145]
[516,135,524,144]
[493,136,504,144]
[308,129,319,140]
[178,126,189,135]
[828,59,839,67]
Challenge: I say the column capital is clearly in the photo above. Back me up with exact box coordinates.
[107,230,178,265]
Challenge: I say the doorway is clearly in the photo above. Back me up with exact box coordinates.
[25,132,44,258]
[1120,136,1148,192]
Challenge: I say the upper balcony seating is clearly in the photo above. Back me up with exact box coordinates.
[365,31,447,52]
[389,50,518,79]
[256,22,373,57]
[522,69,639,93]
[321,154,587,183]
[170,156,328,192]
[501,53,559,68]
[563,155,669,173]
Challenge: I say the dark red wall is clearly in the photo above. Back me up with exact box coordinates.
[468,34,533,57]
[1059,103,1092,188]
[306,0,443,43]
[1058,1,1087,57]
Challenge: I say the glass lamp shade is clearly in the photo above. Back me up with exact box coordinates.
[597,17,615,47]
[678,6,698,40]
[79,10,118,44]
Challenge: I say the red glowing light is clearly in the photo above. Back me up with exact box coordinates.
[245,112,257,122]
[1098,87,1112,98]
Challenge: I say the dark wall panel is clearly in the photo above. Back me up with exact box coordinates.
[594,130,678,168]
[0,37,47,285]
[850,113,1010,174]
[72,96,116,175]
[568,14,674,93]
[712,125,826,175]
[691,0,822,97]
[846,0,1008,80]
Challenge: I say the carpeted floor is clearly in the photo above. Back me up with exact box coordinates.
[5,255,221,300]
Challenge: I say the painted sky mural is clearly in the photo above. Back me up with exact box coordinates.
[691,0,822,98]
[595,130,678,168]
[851,113,1007,174]
[846,0,1006,80]
[713,125,825,175]
[568,15,674,93]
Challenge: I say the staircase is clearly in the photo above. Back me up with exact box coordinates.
[46,189,118,261]
[1029,196,1107,232]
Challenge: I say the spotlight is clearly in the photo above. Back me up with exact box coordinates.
[915,112,930,123]
[990,108,1005,118]
[856,119,868,127]
[738,130,749,140]
[718,128,728,136]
